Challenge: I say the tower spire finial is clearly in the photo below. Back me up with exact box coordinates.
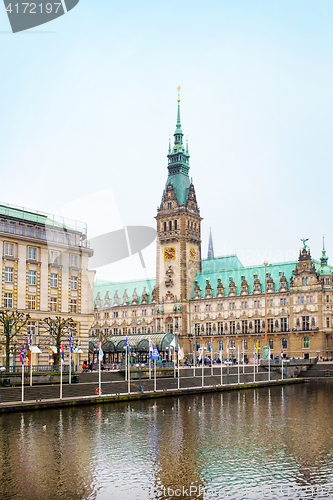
[176,85,181,129]
[320,235,328,266]
[208,227,214,260]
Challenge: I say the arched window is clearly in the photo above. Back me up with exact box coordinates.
[282,338,287,349]
[269,339,273,349]
[164,222,167,232]
[303,337,310,348]
[169,221,172,231]
[174,220,177,230]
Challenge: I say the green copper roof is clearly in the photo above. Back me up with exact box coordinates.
[313,260,333,275]
[192,261,297,299]
[95,278,156,307]
[202,255,244,273]
[165,173,191,207]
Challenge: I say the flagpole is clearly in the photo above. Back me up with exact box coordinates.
[211,338,213,377]
[173,347,176,378]
[60,354,63,399]
[21,354,24,403]
[242,341,245,374]
[237,346,240,384]
[193,343,196,378]
[281,351,284,380]
[268,347,271,382]
[177,350,180,390]
[220,350,223,386]
[154,359,156,392]
[202,349,204,388]
[98,344,101,397]
[69,344,72,385]
[253,348,256,383]
[125,346,128,381]
[30,349,32,387]
[128,349,131,394]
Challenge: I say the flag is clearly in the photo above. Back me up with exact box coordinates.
[20,344,24,364]
[99,342,104,361]
[193,342,196,352]
[70,334,73,354]
[27,334,32,350]
[170,338,176,349]
[61,344,65,363]
[149,337,153,352]
[219,349,223,362]
[281,348,283,360]
[150,345,159,360]
[226,339,229,354]
[198,347,203,362]
[178,348,184,360]
[209,340,212,353]
[125,337,129,352]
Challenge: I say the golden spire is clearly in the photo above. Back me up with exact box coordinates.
[177,85,181,103]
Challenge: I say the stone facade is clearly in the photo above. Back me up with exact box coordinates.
[0,204,95,367]
[93,101,333,362]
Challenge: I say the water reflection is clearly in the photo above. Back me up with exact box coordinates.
[0,383,333,499]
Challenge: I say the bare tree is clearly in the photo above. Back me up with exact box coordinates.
[40,316,76,366]
[0,310,30,367]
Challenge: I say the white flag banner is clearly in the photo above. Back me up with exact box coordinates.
[170,338,176,349]
[219,349,223,362]
[149,337,153,352]
[178,348,184,360]
[198,347,203,362]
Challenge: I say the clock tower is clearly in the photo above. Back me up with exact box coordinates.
[155,92,202,336]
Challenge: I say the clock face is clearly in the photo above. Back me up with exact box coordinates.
[189,247,197,261]
[303,263,307,268]
[164,247,176,260]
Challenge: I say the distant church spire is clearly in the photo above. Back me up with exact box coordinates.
[208,227,214,260]
[320,235,328,266]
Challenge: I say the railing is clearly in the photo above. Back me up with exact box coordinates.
[1,365,72,374]
[89,361,175,371]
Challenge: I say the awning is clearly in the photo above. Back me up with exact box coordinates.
[50,346,57,353]
[31,346,42,354]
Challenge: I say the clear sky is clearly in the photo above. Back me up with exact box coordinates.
[1,1,333,281]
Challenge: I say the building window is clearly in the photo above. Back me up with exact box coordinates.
[4,243,14,257]
[195,323,200,335]
[327,296,330,303]
[114,311,118,318]
[164,222,167,231]
[28,295,36,310]
[267,299,273,307]
[302,316,310,331]
[218,322,223,334]
[70,299,77,313]
[50,273,58,288]
[303,337,310,348]
[243,340,248,350]
[268,318,274,333]
[142,309,147,316]
[1,220,6,232]
[281,318,288,332]
[242,320,248,334]
[70,276,78,291]
[280,298,287,306]
[282,338,288,349]
[50,297,57,312]
[217,303,223,310]
[206,304,211,311]
[254,300,260,308]
[254,319,261,333]
[169,221,172,231]
[50,251,58,264]
[206,323,212,334]
[218,340,223,351]
[28,270,36,286]
[4,292,13,308]
[9,222,15,234]
[18,223,24,235]
[326,317,330,328]
[70,254,78,268]
[241,301,247,309]
[35,227,40,239]
[231,339,235,348]
[28,247,37,261]
[230,321,236,334]
[104,312,109,319]
[123,310,127,317]
[27,321,36,336]
[298,296,305,304]
[4,267,13,283]
[229,302,235,310]
[27,226,32,237]
[174,220,177,230]
[194,305,200,312]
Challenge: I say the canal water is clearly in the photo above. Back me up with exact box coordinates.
[1,382,333,500]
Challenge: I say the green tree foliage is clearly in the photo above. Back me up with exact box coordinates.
[0,310,30,367]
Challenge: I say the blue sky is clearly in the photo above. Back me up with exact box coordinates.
[1,1,333,280]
